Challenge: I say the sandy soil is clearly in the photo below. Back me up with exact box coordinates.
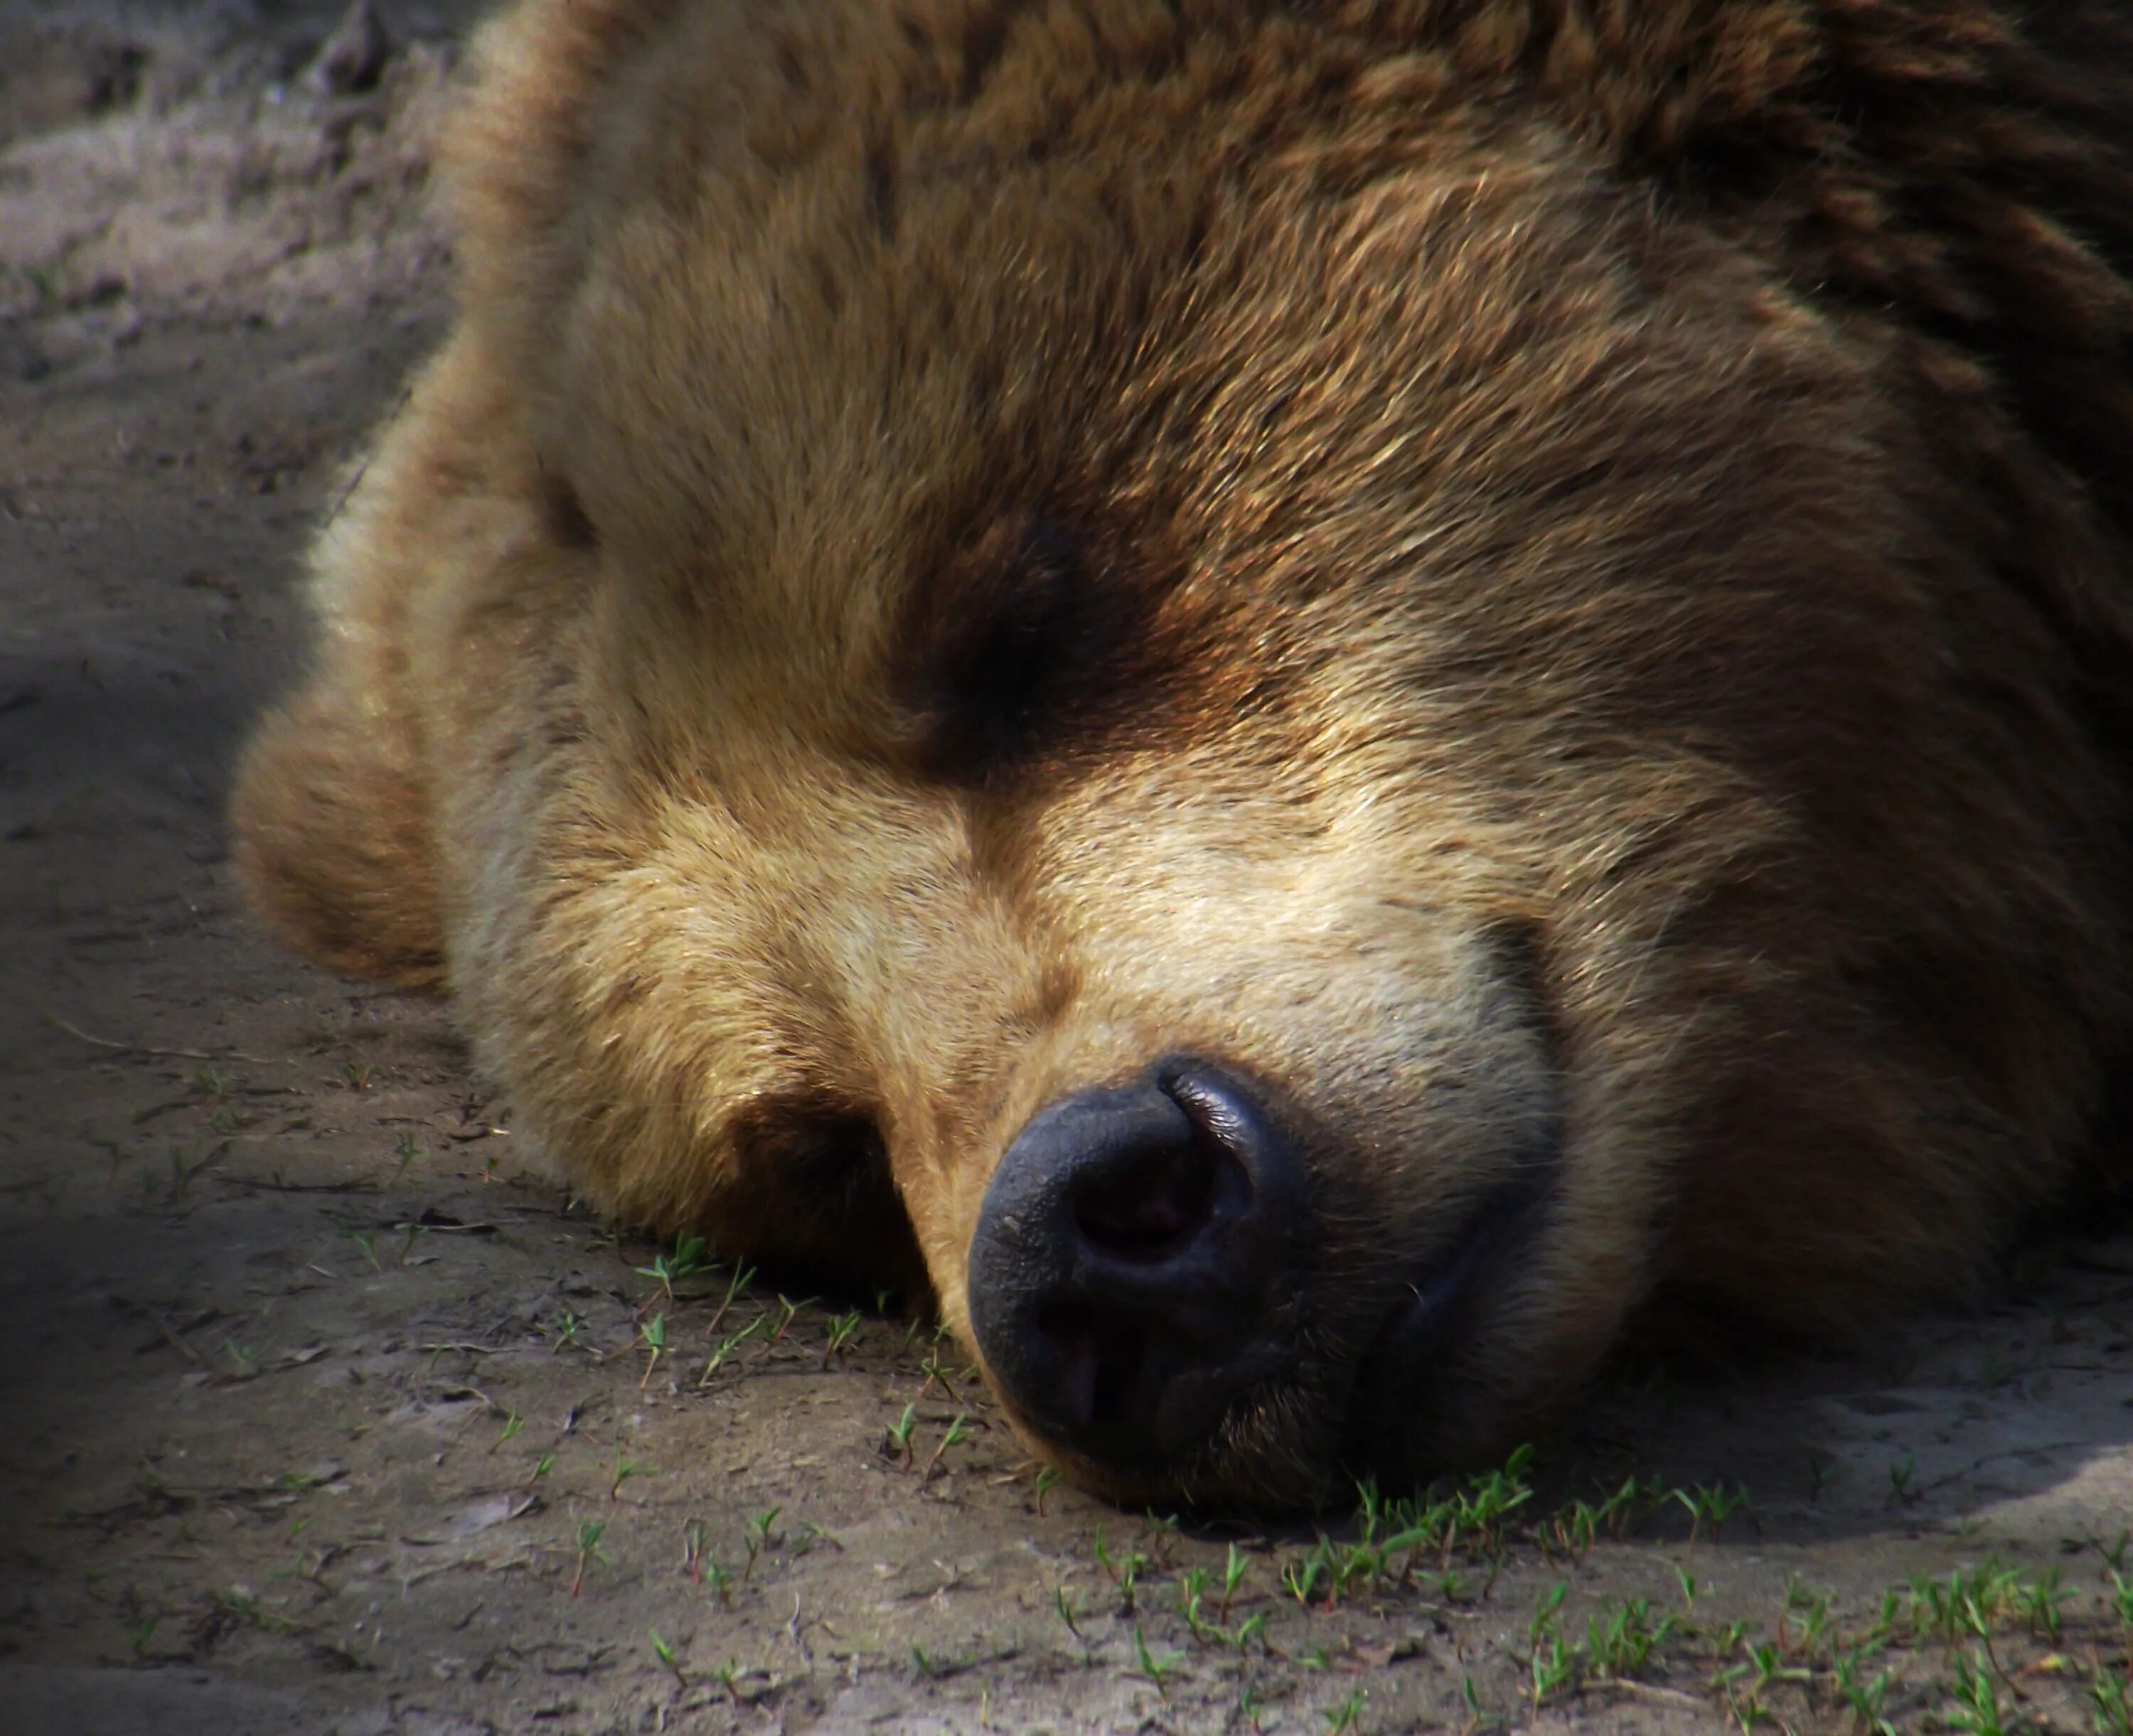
[3,4,2132,1732]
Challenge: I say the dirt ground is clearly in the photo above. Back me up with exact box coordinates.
[3,4,2132,1732]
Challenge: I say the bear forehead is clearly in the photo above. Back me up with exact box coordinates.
[522,0,1618,577]
[498,0,1890,790]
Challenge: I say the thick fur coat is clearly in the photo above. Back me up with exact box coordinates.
[235,0,2133,1504]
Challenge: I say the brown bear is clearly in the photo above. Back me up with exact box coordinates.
[233,0,2133,1508]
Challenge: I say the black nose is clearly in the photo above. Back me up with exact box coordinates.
[966,1059,1311,1474]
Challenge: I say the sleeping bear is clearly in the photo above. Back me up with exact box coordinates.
[234,0,2133,1507]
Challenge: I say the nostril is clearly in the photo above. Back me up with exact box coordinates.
[1037,1303,1148,1431]
[1069,1135,1223,1260]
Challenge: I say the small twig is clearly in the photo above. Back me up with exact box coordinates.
[428,1383,504,1414]
[47,1014,272,1066]
[1603,1681,1711,1710]
[154,1312,205,1364]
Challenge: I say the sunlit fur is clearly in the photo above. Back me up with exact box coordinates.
[234,0,2133,1506]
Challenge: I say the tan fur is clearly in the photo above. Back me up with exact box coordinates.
[235,0,2133,1504]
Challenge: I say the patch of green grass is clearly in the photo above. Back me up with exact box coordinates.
[1778,1575,1834,1659]
[739,1506,783,1584]
[1445,1442,1537,1556]
[1669,1480,1750,1545]
[2014,1567,2069,1641]
[1886,1557,2051,1657]
[2093,1660,2132,1736]
[882,1403,918,1468]
[1172,1560,1266,1656]
[1281,1548,1325,1609]
[1947,1647,2009,1736]
[681,1518,736,1602]
[1132,1624,1183,1697]
[648,1627,685,1686]
[1675,1564,1702,1615]
[822,1309,862,1366]
[1527,1580,1578,1710]
[921,1412,973,1479]
[1276,1450,1546,1613]
[1281,1532,1381,1610]
[1323,1687,1367,1732]
[766,1294,811,1346]
[570,1519,608,1597]
[1709,1617,1751,1662]
[2109,1570,2133,1629]
[1832,1644,1898,1736]
[1094,1527,1149,1616]
[916,1346,963,1402]
[1177,1565,1217,1641]
[608,1450,646,1501]
[1738,1635,1813,1695]
[702,1261,756,1334]
[1053,1583,1086,1643]
[698,1314,765,1384]
[1544,1474,1644,1561]
[873,1442,2116,1736]
[1221,1541,1251,1622]
[637,1312,666,1387]
[1721,1676,1775,1733]
[635,1233,710,1301]
[1586,1596,1674,1678]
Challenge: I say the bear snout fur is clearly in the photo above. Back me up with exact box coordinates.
[232,0,2133,1507]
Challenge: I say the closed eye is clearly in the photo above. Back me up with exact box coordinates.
[931,518,1082,769]
[905,513,1089,782]
[890,498,1211,789]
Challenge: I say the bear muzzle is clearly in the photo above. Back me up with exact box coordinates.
[966,1054,1557,1494]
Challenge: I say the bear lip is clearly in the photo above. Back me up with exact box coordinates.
[1340,1157,1557,1484]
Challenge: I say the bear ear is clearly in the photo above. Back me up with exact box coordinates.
[444,0,663,259]
[230,684,447,992]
